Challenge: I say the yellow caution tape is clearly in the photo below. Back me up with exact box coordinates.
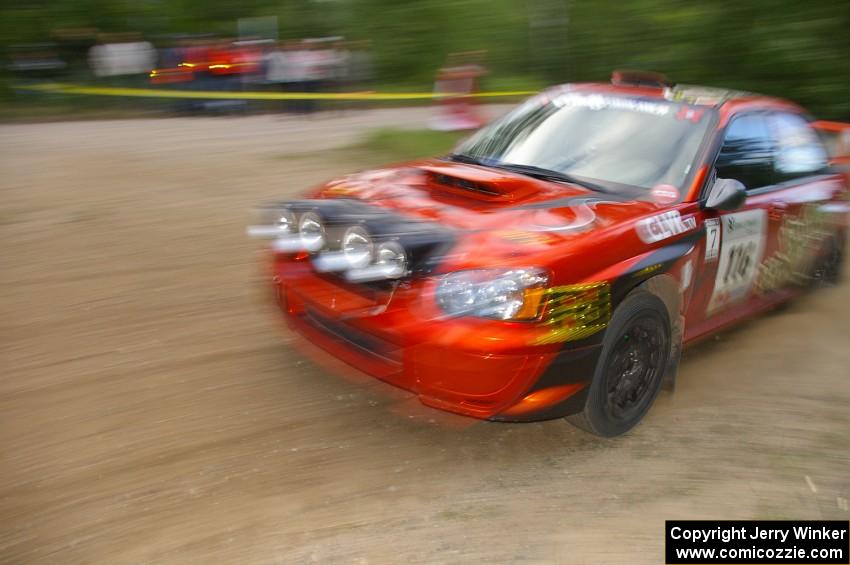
[22,82,536,101]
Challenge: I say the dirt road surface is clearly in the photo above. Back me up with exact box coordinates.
[2,108,849,564]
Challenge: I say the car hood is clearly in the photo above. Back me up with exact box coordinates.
[312,159,663,239]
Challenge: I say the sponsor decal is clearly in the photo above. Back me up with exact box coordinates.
[496,230,556,246]
[323,184,358,197]
[666,86,728,106]
[650,184,680,205]
[633,263,663,278]
[533,282,611,345]
[529,203,598,233]
[704,218,721,262]
[674,106,705,123]
[636,211,697,243]
[522,196,624,233]
[323,169,400,197]
[755,204,831,294]
[680,259,693,292]
[818,202,850,214]
[552,92,670,116]
[707,209,767,314]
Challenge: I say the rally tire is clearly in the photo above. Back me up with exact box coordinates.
[566,289,671,437]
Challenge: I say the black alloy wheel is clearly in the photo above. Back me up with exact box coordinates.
[567,290,671,437]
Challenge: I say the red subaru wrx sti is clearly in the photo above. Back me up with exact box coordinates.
[249,71,849,436]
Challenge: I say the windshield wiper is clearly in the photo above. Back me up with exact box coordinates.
[446,153,493,166]
[489,163,610,193]
[447,155,610,193]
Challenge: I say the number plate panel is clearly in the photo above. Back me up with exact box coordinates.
[707,209,767,314]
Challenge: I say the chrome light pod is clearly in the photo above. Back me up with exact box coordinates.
[342,226,374,269]
[374,241,407,277]
[250,207,327,254]
[249,198,447,282]
[297,212,326,252]
[314,225,374,273]
[246,208,296,239]
[274,209,296,235]
[345,239,408,283]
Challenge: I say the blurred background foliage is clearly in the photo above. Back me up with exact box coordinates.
[2,0,849,119]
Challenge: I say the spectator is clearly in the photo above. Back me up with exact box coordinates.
[88,33,156,86]
[347,40,374,90]
[289,41,323,115]
[265,41,298,112]
[429,51,487,131]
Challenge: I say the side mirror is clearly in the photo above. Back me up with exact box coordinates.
[704,177,746,211]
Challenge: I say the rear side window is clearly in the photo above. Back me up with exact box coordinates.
[715,114,775,191]
[769,112,829,180]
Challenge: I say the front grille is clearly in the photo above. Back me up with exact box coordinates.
[314,270,398,295]
[302,307,401,364]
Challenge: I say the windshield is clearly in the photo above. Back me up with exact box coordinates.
[452,91,715,195]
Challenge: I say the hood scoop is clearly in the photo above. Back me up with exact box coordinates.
[429,171,500,196]
[419,163,543,203]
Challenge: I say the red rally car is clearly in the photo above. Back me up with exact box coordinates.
[248,71,849,436]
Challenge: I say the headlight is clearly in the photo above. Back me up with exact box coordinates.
[298,212,325,252]
[435,268,548,320]
[342,226,373,269]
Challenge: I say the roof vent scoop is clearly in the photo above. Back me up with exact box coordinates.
[611,70,673,88]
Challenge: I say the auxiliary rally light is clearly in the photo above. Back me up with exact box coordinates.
[247,202,418,282]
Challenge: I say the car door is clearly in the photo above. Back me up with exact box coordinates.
[755,111,839,293]
[685,112,780,338]
[687,110,839,340]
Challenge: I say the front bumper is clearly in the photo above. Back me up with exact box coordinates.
[273,261,599,421]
